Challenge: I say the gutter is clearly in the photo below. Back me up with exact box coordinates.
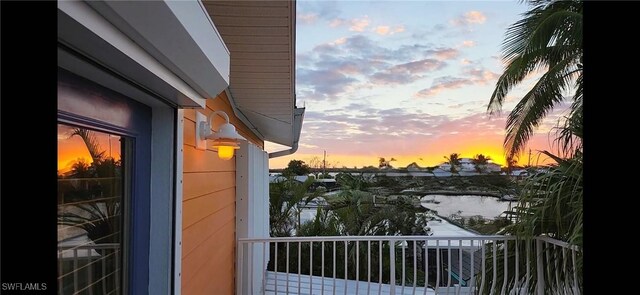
[224,88,265,140]
[269,107,305,158]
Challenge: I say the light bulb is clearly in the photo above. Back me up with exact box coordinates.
[217,145,235,160]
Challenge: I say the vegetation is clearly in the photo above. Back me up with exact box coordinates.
[471,154,491,174]
[483,0,583,293]
[268,176,323,236]
[444,153,462,175]
[487,0,582,160]
[282,159,311,176]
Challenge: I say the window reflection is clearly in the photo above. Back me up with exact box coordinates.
[57,124,124,295]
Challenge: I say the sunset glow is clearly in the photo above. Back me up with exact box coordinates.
[57,124,122,174]
[267,1,565,169]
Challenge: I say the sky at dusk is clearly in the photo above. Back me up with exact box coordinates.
[267,0,571,169]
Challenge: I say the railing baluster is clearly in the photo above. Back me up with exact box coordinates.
[115,248,120,295]
[344,240,348,295]
[436,240,440,293]
[310,241,314,293]
[102,248,107,295]
[73,249,79,293]
[470,240,475,294]
[545,241,551,293]
[275,242,279,294]
[490,241,497,295]
[424,240,429,295]
[525,239,531,294]
[88,249,93,295]
[515,239,519,294]
[536,239,544,295]
[552,244,560,292]
[250,243,254,295]
[458,239,462,295]
[562,245,568,295]
[390,239,396,295]
[286,242,290,294]
[413,241,417,294]
[58,250,63,294]
[263,242,267,294]
[298,241,302,294]
[333,241,337,295]
[368,240,371,295]
[379,241,383,295]
[447,239,452,293]
[501,240,508,295]
[356,241,360,294]
[238,242,244,295]
[322,241,325,295]
[401,240,405,294]
[479,239,486,294]
[572,248,578,295]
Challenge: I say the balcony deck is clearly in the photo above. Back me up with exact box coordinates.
[264,270,469,294]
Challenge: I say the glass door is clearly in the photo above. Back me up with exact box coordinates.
[57,124,127,294]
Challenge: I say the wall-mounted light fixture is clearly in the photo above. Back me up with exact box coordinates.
[195,110,245,160]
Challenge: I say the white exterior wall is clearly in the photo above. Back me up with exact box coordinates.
[236,141,270,295]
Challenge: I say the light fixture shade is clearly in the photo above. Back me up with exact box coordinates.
[216,145,236,160]
[214,122,244,141]
[196,110,246,159]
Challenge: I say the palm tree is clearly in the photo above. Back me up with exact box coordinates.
[268,176,321,236]
[487,0,582,159]
[481,1,583,292]
[444,153,462,175]
[472,154,491,174]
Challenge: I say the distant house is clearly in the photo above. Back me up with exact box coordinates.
[437,158,502,175]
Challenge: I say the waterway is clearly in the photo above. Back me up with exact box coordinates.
[420,194,512,220]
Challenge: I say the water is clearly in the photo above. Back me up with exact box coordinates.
[421,194,512,220]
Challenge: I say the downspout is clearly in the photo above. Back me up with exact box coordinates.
[269,107,305,158]
[268,141,298,158]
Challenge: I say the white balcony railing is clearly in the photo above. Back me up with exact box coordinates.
[237,236,581,295]
[58,243,121,295]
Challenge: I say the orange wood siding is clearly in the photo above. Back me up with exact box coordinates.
[181,92,263,295]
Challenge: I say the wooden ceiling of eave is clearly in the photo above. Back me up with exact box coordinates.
[204,0,294,125]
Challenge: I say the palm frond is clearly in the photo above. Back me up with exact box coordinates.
[503,56,579,158]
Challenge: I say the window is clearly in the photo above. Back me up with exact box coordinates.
[57,124,126,294]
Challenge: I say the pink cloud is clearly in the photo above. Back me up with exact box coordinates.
[329,16,372,32]
[298,13,318,24]
[427,48,459,60]
[465,11,487,24]
[349,16,370,32]
[462,40,476,47]
[374,25,405,36]
[415,77,471,97]
[450,11,487,26]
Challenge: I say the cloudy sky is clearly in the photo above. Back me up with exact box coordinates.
[267,0,569,169]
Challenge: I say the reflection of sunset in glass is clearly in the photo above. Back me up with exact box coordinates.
[57,125,122,174]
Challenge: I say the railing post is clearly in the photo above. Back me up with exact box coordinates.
[237,241,244,295]
[390,240,395,295]
[536,239,545,295]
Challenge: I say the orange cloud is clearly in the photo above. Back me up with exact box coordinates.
[374,25,405,36]
[462,40,476,47]
[451,11,487,26]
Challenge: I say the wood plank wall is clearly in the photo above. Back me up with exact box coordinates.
[181,92,263,294]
